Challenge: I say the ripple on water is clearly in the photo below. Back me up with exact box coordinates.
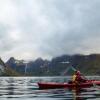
[0,77,99,100]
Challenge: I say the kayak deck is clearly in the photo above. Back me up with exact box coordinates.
[38,81,100,89]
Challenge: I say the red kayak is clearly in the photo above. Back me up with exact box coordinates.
[38,80,100,89]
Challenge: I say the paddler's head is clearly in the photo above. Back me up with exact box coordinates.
[75,70,81,75]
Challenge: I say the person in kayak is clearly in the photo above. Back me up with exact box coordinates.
[72,70,87,84]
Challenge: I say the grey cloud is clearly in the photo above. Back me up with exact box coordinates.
[0,0,100,60]
[0,24,8,38]
[38,0,100,57]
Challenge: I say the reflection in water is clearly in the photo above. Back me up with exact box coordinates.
[71,87,100,100]
[71,88,87,100]
[0,77,99,100]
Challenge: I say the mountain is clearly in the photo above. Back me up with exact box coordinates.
[6,57,50,76]
[6,54,100,76]
[0,58,20,76]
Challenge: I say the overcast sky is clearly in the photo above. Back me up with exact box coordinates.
[0,0,100,61]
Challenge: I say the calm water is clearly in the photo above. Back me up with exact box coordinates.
[0,76,100,100]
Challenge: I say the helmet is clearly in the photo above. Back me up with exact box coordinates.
[76,70,81,75]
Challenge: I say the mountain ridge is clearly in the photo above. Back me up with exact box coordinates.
[5,53,100,76]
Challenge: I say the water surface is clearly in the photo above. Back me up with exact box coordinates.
[0,76,100,100]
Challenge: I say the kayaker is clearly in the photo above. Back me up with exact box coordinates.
[72,70,87,84]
